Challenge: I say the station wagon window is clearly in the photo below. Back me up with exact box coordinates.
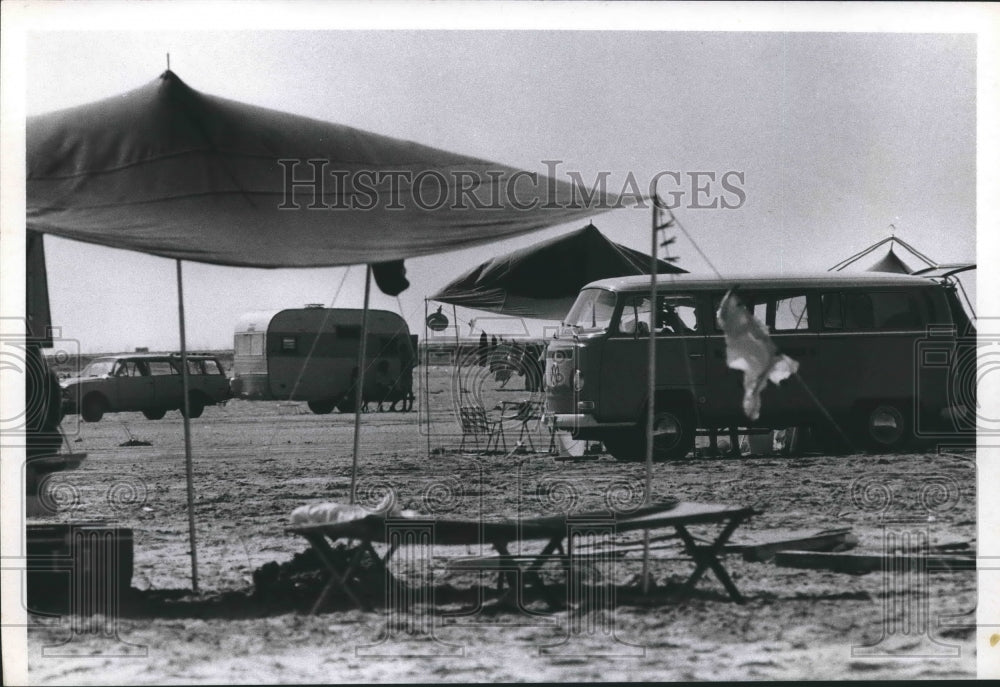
[618,294,698,335]
[186,359,205,375]
[562,288,617,334]
[148,361,177,376]
[202,359,224,375]
[81,359,115,377]
[772,295,809,331]
[114,360,145,377]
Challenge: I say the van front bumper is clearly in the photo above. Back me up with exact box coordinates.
[544,413,633,432]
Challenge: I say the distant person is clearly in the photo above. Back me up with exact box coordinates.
[373,360,393,412]
[478,330,489,367]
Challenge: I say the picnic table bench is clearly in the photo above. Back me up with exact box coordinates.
[287,500,759,613]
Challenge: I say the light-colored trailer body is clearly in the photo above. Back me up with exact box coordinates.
[232,307,414,413]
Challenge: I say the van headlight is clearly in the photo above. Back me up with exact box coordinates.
[573,369,584,391]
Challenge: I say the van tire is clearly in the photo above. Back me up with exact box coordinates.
[602,431,643,462]
[604,407,695,462]
[308,400,336,415]
[142,408,167,420]
[81,394,108,422]
[855,401,910,452]
[649,407,696,460]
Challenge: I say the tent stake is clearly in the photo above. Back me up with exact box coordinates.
[349,265,372,505]
[175,259,199,593]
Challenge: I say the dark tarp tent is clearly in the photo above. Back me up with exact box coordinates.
[865,246,914,274]
[430,223,685,321]
[27,70,609,268]
[830,236,934,274]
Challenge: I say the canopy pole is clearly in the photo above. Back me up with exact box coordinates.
[175,259,199,593]
[642,201,658,595]
[424,299,432,459]
[349,265,372,505]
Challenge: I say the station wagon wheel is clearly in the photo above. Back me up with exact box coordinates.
[180,393,205,419]
[80,393,108,422]
[307,399,336,415]
[142,408,166,421]
[857,402,909,452]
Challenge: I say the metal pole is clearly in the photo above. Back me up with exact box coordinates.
[424,298,431,459]
[642,202,659,594]
[175,259,199,593]
[349,265,372,505]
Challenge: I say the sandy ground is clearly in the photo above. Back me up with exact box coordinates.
[24,365,978,683]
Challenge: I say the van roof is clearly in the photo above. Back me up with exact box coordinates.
[586,271,939,292]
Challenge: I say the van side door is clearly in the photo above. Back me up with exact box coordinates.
[599,292,706,423]
[703,290,817,427]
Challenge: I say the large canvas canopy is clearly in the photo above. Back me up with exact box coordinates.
[431,223,685,320]
[27,70,611,268]
[26,69,619,591]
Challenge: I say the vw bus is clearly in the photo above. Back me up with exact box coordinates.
[544,271,975,459]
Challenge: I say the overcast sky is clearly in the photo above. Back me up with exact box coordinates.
[13,11,986,352]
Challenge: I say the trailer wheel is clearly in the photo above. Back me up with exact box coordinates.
[308,400,336,415]
[142,408,166,420]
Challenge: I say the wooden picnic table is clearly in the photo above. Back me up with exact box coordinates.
[287,500,759,613]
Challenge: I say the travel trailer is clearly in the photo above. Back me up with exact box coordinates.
[231,306,416,414]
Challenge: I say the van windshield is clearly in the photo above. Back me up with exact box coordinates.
[561,289,617,335]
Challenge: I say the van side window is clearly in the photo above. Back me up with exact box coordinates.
[772,295,809,331]
[844,293,875,329]
[618,295,697,336]
[869,291,922,329]
[820,293,843,329]
[711,294,761,331]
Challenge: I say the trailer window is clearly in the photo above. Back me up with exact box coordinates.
[281,336,297,352]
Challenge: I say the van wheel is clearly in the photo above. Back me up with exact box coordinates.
[604,408,695,462]
[649,407,695,460]
[308,400,336,415]
[180,393,205,419]
[602,431,643,462]
[856,402,909,452]
[142,408,167,420]
[81,394,108,422]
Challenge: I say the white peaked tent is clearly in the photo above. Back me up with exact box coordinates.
[27,70,619,590]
